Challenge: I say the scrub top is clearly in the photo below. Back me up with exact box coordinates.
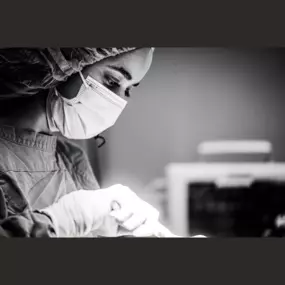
[0,125,100,237]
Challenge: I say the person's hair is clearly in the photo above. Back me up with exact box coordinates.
[0,48,136,99]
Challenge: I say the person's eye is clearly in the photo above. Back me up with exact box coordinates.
[104,75,120,88]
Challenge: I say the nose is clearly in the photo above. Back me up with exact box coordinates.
[115,87,130,101]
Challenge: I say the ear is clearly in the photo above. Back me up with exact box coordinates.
[56,72,83,99]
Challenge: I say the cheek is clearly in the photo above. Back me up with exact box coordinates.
[84,65,105,84]
[109,85,126,99]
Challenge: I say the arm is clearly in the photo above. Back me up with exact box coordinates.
[0,187,57,238]
[0,137,100,238]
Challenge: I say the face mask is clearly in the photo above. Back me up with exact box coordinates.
[46,72,127,139]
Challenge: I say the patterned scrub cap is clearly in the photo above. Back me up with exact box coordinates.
[0,47,137,98]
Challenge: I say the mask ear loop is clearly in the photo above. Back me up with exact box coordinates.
[79,71,90,88]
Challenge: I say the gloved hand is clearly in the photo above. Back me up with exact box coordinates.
[40,184,160,238]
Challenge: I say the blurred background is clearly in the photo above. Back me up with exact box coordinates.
[76,48,285,237]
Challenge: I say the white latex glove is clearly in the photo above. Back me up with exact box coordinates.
[110,204,206,238]
[275,215,285,228]
[41,184,160,238]
[108,191,160,237]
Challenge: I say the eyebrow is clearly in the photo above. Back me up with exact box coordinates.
[108,65,133,81]
[107,65,141,88]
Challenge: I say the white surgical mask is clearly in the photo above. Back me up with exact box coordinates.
[46,72,127,139]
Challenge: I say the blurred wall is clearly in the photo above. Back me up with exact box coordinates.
[96,48,285,194]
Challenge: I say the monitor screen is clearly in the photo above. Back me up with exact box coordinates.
[188,180,285,237]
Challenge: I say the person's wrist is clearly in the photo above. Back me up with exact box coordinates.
[39,208,60,237]
[40,193,82,237]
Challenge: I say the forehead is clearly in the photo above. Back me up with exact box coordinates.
[100,48,153,82]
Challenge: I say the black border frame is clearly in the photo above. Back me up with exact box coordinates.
[0,1,285,282]
[1,1,285,46]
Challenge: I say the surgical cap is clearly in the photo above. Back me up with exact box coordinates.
[0,47,137,98]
